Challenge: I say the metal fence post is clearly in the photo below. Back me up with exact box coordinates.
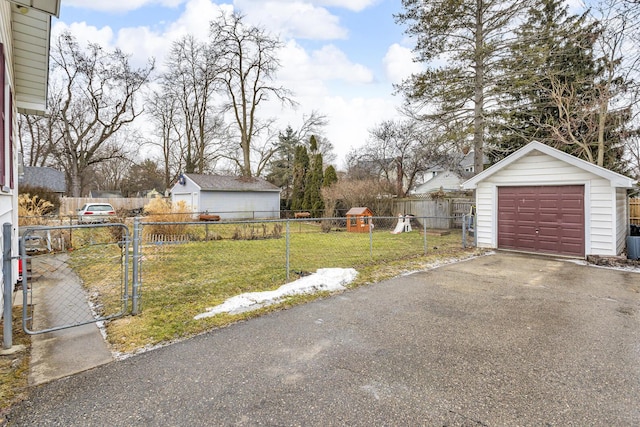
[369,220,373,259]
[3,223,13,349]
[462,213,467,248]
[132,217,141,315]
[423,216,428,255]
[285,220,290,281]
[474,213,478,247]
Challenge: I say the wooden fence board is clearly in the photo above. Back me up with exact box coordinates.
[631,198,640,225]
[392,197,474,229]
[60,197,152,215]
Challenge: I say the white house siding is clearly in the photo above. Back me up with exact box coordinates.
[474,151,619,256]
[200,191,279,220]
[0,3,18,318]
[615,188,627,254]
[413,170,463,194]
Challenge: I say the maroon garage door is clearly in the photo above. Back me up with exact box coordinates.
[498,186,585,257]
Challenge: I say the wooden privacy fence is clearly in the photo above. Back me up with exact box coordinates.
[631,198,640,225]
[60,197,151,215]
[392,198,473,229]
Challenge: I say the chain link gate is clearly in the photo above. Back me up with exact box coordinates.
[20,223,132,335]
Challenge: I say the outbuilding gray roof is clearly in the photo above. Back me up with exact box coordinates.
[186,174,280,192]
[20,167,66,193]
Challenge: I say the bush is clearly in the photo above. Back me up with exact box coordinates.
[143,198,192,238]
[18,193,54,226]
[322,179,395,217]
[19,185,61,213]
[231,223,283,240]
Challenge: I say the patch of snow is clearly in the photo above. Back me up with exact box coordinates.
[194,268,358,320]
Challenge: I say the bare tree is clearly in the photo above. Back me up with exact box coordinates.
[361,120,452,197]
[145,89,182,189]
[592,0,640,167]
[48,31,153,196]
[162,35,228,175]
[210,12,295,177]
[18,113,56,167]
[90,155,132,192]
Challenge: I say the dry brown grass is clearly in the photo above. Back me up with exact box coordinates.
[0,312,31,420]
[18,194,54,226]
[142,198,192,238]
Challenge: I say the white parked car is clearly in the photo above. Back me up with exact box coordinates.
[77,203,116,223]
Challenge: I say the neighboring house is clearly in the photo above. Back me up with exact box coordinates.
[412,170,467,195]
[170,173,281,220]
[0,1,60,312]
[412,151,488,195]
[19,166,66,195]
[462,141,636,258]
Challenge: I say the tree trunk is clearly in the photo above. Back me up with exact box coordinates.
[242,135,252,177]
[473,0,485,175]
[396,157,404,197]
[70,170,82,197]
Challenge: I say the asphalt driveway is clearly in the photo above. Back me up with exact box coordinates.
[7,252,640,426]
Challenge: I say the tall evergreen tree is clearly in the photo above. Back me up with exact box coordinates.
[265,126,299,209]
[290,145,309,212]
[302,136,324,216]
[322,165,338,187]
[495,0,631,172]
[396,0,530,174]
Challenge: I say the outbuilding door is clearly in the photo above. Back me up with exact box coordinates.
[498,185,585,257]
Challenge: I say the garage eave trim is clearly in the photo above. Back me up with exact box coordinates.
[462,141,636,189]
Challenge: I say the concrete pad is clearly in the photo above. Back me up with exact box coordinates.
[29,322,112,385]
[27,253,113,386]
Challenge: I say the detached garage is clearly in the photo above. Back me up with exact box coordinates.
[463,141,636,258]
[171,173,281,220]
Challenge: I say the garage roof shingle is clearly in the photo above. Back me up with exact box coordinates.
[186,174,280,192]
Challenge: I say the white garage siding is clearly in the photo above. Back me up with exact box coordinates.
[474,151,619,256]
[615,188,628,255]
[171,174,282,220]
[172,193,198,213]
[200,191,280,220]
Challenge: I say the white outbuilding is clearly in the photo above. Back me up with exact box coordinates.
[462,141,636,258]
[171,173,281,220]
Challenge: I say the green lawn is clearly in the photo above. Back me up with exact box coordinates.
[68,226,479,353]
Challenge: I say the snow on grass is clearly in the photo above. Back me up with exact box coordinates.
[194,268,358,320]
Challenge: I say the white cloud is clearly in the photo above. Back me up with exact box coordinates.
[235,1,348,40]
[233,0,378,14]
[56,0,401,168]
[278,41,373,95]
[320,95,401,164]
[52,21,115,49]
[311,45,374,83]
[383,43,422,85]
[164,0,231,42]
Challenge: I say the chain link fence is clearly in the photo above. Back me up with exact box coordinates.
[12,214,474,338]
[20,223,130,334]
[132,215,475,312]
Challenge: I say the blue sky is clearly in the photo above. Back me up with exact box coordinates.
[53,0,419,168]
